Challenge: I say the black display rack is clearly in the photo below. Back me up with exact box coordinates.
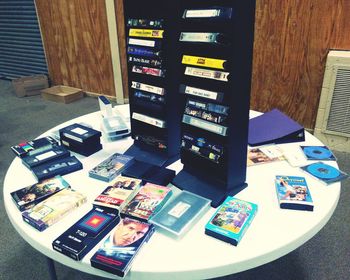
[172,0,256,207]
[123,0,182,167]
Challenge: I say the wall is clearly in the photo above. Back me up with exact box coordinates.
[252,0,350,128]
[35,0,116,97]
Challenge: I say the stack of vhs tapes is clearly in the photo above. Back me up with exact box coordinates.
[59,123,102,156]
[11,136,83,180]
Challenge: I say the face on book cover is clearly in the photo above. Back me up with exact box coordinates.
[113,220,149,247]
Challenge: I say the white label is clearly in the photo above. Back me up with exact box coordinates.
[185,9,219,18]
[185,86,218,100]
[35,151,57,161]
[132,112,166,128]
[131,81,164,95]
[71,127,88,135]
[128,38,156,47]
[180,32,218,43]
[63,133,83,143]
[184,67,229,81]
[29,205,52,220]
[183,115,227,136]
[168,201,191,218]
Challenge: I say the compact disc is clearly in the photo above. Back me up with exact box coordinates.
[306,162,340,179]
[303,146,333,160]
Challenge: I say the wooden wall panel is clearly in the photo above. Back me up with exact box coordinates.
[35,0,115,97]
[252,0,350,128]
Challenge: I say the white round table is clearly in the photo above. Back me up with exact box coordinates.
[3,106,341,280]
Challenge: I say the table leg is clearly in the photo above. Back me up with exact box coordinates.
[46,257,58,280]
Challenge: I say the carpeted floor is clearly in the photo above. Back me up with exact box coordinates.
[0,79,349,280]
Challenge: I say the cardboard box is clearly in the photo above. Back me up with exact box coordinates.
[12,75,49,97]
[41,85,84,104]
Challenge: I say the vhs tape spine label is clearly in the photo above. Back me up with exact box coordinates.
[179,84,223,101]
[184,67,229,82]
[132,112,166,128]
[128,38,157,48]
[182,115,227,136]
[131,81,164,95]
[129,28,164,39]
[182,55,226,70]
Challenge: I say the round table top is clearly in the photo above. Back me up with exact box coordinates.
[3,106,341,280]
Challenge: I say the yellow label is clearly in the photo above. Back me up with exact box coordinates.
[129,28,164,38]
[182,55,226,69]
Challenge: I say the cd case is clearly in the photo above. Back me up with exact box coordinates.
[90,217,155,277]
[205,196,258,246]
[89,153,135,182]
[150,191,211,238]
[300,146,336,161]
[275,175,313,211]
[53,207,120,260]
[301,161,349,185]
[11,175,70,211]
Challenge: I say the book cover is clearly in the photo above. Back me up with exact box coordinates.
[89,153,135,182]
[275,175,313,211]
[247,146,284,166]
[301,162,349,185]
[150,191,211,238]
[90,217,155,277]
[22,188,87,231]
[93,175,142,210]
[11,175,70,211]
[52,207,120,260]
[300,146,336,161]
[205,196,258,246]
[121,183,172,221]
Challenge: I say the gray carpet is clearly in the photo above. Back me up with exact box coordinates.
[0,79,349,280]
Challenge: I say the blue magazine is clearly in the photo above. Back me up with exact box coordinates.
[275,175,313,211]
[205,196,258,246]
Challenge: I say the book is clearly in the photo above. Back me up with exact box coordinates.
[11,175,70,211]
[22,188,87,231]
[93,175,142,210]
[247,146,284,166]
[300,146,336,161]
[150,191,211,238]
[301,162,349,185]
[205,196,258,245]
[121,183,172,221]
[90,217,155,277]
[52,207,120,260]
[248,109,305,146]
[275,175,314,211]
[89,153,135,182]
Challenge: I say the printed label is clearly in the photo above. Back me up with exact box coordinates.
[168,201,191,218]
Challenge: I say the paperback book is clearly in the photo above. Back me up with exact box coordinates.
[22,188,87,231]
[90,217,155,277]
[89,153,135,182]
[121,183,172,221]
[205,196,258,246]
[11,175,70,211]
[52,207,120,260]
[275,175,314,211]
[301,162,349,185]
[93,175,142,210]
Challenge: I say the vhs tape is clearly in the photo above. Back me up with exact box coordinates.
[179,84,224,102]
[90,217,155,277]
[60,137,102,156]
[31,156,83,181]
[11,175,70,212]
[52,207,120,260]
[22,188,87,231]
[89,153,135,182]
[131,81,165,95]
[132,112,166,128]
[21,146,70,169]
[59,123,102,144]
[11,136,59,158]
[182,115,228,136]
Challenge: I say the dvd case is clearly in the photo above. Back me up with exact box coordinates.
[90,217,155,277]
[205,196,258,246]
[11,175,70,211]
[22,188,87,231]
[93,175,142,210]
[89,153,135,182]
[121,183,172,221]
[150,191,211,238]
[275,175,314,211]
[52,207,120,260]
